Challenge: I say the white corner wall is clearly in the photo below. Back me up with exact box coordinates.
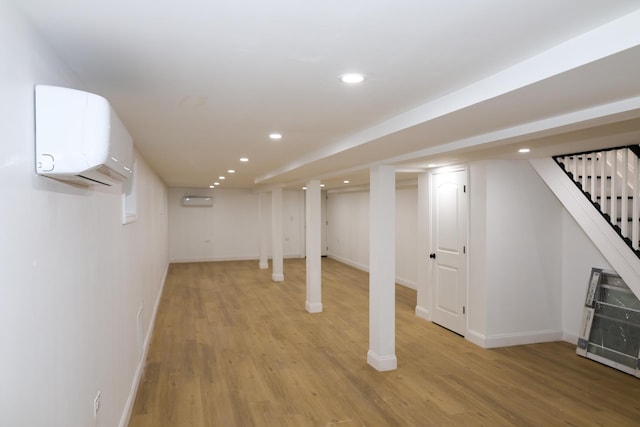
[0,4,169,426]
[468,160,563,347]
[168,188,305,262]
[326,186,419,289]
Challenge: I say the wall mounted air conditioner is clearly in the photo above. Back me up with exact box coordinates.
[35,85,134,186]
[182,196,213,207]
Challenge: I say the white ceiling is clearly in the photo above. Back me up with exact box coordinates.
[13,0,640,190]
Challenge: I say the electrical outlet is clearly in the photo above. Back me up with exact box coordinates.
[93,391,101,418]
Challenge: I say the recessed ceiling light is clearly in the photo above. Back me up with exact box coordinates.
[343,180,350,184]
[209,185,215,189]
[219,176,225,180]
[227,169,235,174]
[320,184,325,188]
[240,157,249,162]
[214,182,220,186]
[269,133,282,140]
[339,73,365,84]
[302,186,307,190]
[519,148,531,153]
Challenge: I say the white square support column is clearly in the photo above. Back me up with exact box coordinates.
[271,188,284,281]
[367,164,397,371]
[305,180,323,313]
[258,191,269,269]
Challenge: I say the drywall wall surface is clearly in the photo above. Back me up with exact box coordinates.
[483,160,563,340]
[560,210,612,342]
[168,188,304,262]
[395,187,419,289]
[0,3,169,427]
[468,162,489,337]
[326,187,419,288]
[326,190,371,270]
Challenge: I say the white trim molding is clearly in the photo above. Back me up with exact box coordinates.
[466,329,563,349]
[367,350,398,372]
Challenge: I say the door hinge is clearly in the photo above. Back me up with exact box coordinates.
[463,245,466,254]
[463,306,466,315]
[463,185,466,193]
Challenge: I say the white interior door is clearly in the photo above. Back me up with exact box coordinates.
[430,168,467,336]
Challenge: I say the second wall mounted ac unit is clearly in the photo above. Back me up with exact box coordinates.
[182,196,213,207]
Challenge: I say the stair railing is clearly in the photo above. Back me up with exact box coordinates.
[554,145,640,256]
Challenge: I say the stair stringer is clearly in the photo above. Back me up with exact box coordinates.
[530,157,640,299]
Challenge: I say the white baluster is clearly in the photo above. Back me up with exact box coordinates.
[621,149,629,237]
[600,151,607,215]
[590,152,596,202]
[633,155,640,250]
[611,150,618,226]
[581,154,587,192]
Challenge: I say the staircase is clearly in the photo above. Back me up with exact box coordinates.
[529,155,640,303]
[554,145,640,257]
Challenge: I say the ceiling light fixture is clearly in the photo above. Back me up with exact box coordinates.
[240,157,249,162]
[214,182,220,186]
[219,176,225,180]
[302,186,307,190]
[209,185,215,189]
[339,73,365,84]
[320,184,325,188]
[343,180,350,184]
[519,148,531,153]
[227,169,235,174]
[269,133,282,140]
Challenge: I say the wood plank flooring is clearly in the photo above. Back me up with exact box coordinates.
[128,258,640,426]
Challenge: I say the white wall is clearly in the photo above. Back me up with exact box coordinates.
[560,210,612,343]
[395,187,419,288]
[326,186,419,289]
[326,190,370,271]
[0,4,169,426]
[467,161,565,347]
[468,164,488,337]
[168,188,305,262]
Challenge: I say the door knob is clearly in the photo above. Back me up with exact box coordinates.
[429,253,436,259]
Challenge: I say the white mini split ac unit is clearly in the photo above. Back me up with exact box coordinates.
[182,196,213,207]
[35,85,134,186]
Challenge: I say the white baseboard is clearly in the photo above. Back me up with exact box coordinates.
[396,276,417,290]
[466,329,563,349]
[327,254,417,290]
[327,253,369,272]
[563,332,579,345]
[169,255,304,263]
[367,350,397,372]
[415,305,430,321]
[465,329,488,348]
[118,263,169,427]
[305,301,323,313]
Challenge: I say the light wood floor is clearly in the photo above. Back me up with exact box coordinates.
[129,258,640,426]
